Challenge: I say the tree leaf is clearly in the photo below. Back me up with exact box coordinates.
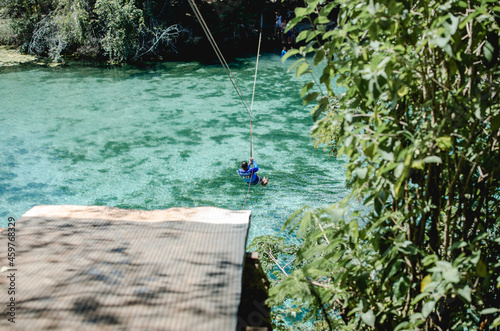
[361,309,375,327]
[456,285,471,302]
[303,92,320,105]
[494,315,500,328]
[295,30,309,43]
[379,150,394,162]
[282,48,300,62]
[374,190,387,215]
[394,322,410,331]
[436,136,452,150]
[306,30,322,43]
[396,241,418,255]
[411,160,424,169]
[297,211,313,238]
[422,254,438,267]
[286,17,304,33]
[315,15,330,24]
[394,163,404,178]
[305,0,319,7]
[481,308,500,315]
[483,40,494,63]
[422,301,435,318]
[301,82,315,98]
[313,49,325,66]
[492,114,500,132]
[442,267,460,283]
[444,14,459,35]
[287,57,305,71]
[397,85,408,97]
[477,259,488,278]
[311,99,327,121]
[326,207,345,222]
[365,143,376,158]
[421,275,432,292]
[320,2,337,17]
[423,156,442,164]
[295,6,313,18]
[296,62,311,78]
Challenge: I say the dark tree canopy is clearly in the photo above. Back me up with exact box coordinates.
[0,0,297,63]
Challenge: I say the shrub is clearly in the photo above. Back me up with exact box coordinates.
[267,0,500,329]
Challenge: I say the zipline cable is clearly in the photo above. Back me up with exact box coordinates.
[248,13,263,159]
[242,15,263,210]
[187,0,251,117]
[250,14,263,116]
[187,0,263,209]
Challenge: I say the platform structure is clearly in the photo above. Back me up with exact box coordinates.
[0,205,268,330]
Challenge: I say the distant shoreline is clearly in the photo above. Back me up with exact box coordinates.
[0,44,286,68]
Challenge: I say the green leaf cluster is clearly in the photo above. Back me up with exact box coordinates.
[94,0,144,63]
[266,0,500,329]
[0,0,146,63]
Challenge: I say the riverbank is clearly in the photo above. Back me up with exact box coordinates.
[0,41,285,68]
[0,46,37,66]
[0,45,68,68]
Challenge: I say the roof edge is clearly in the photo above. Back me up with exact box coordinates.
[21,205,252,224]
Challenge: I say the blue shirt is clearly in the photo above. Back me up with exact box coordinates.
[238,161,259,183]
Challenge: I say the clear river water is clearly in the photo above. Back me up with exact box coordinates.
[0,53,347,244]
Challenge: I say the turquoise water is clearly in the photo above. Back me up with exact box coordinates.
[0,54,347,243]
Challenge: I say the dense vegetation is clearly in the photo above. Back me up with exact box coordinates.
[0,0,290,63]
[250,0,500,329]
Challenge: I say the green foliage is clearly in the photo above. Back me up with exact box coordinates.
[1,0,188,63]
[0,0,179,63]
[94,0,144,63]
[0,17,15,45]
[0,0,275,63]
[249,234,342,330]
[267,0,500,329]
[248,235,299,283]
[25,0,90,61]
[0,0,55,47]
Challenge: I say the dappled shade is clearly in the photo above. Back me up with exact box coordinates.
[0,205,250,330]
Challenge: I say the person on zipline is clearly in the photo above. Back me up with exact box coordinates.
[238,158,269,186]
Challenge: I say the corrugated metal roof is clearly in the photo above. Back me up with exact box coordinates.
[0,205,251,330]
